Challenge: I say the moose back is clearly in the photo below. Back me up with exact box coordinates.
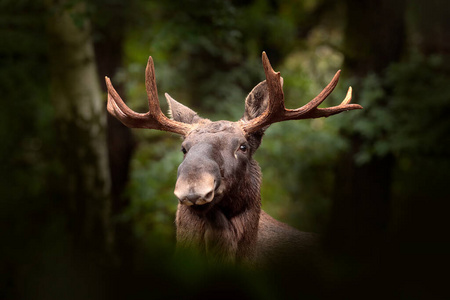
[106,52,362,265]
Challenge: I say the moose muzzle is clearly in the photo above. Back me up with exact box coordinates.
[174,144,222,206]
[174,173,216,206]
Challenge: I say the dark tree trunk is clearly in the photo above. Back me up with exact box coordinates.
[410,0,450,56]
[326,0,405,254]
[91,0,136,267]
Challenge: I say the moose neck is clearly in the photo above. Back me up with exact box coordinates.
[175,159,262,263]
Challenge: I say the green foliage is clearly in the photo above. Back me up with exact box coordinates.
[122,132,181,248]
[387,54,450,157]
[341,53,450,164]
[122,0,333,115]
[340,73,394,164]
[257,120,348,231]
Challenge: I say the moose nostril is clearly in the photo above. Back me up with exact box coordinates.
[204,190,214,202]
[214,178,221,190]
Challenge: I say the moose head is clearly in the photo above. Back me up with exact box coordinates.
[106,52,361,264]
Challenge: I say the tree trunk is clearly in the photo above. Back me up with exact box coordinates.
[410,0,450,56]
[46,0,114,261]
[327,0,405,254]
[91,0,136,267]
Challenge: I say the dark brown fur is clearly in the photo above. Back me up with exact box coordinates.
[174,121,262,263]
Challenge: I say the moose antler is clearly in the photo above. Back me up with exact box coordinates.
[105,56,192,135]
[241,52,362,133]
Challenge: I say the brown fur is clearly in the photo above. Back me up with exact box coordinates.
[174,121,263,264]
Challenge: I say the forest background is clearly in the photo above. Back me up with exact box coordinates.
[1,0,449,299]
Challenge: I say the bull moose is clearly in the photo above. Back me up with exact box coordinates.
[105,52,362,266]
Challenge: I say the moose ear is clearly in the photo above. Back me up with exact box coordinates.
[241,77,283,151]
[242,77,284,123]
[165,93,202,124]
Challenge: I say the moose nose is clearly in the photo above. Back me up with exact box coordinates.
[174,173,216,206]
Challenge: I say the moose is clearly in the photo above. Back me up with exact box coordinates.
[105,52,362,266]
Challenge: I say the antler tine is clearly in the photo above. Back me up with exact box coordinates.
[295,70,341,114]
[106,76,148,127]
[105,56,192,135]
[242,52,362,134]
[144,56,164,125]
[261,51,286,119]
[241,52,287,133]
[285,71,362,120]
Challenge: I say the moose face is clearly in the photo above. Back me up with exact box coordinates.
[174,120,251,214]
[105,52,361,216]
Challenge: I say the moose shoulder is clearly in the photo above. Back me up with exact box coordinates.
[105,52,362,266]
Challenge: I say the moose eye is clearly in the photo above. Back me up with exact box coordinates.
[239,144,248,152]
[181,147,187,155]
